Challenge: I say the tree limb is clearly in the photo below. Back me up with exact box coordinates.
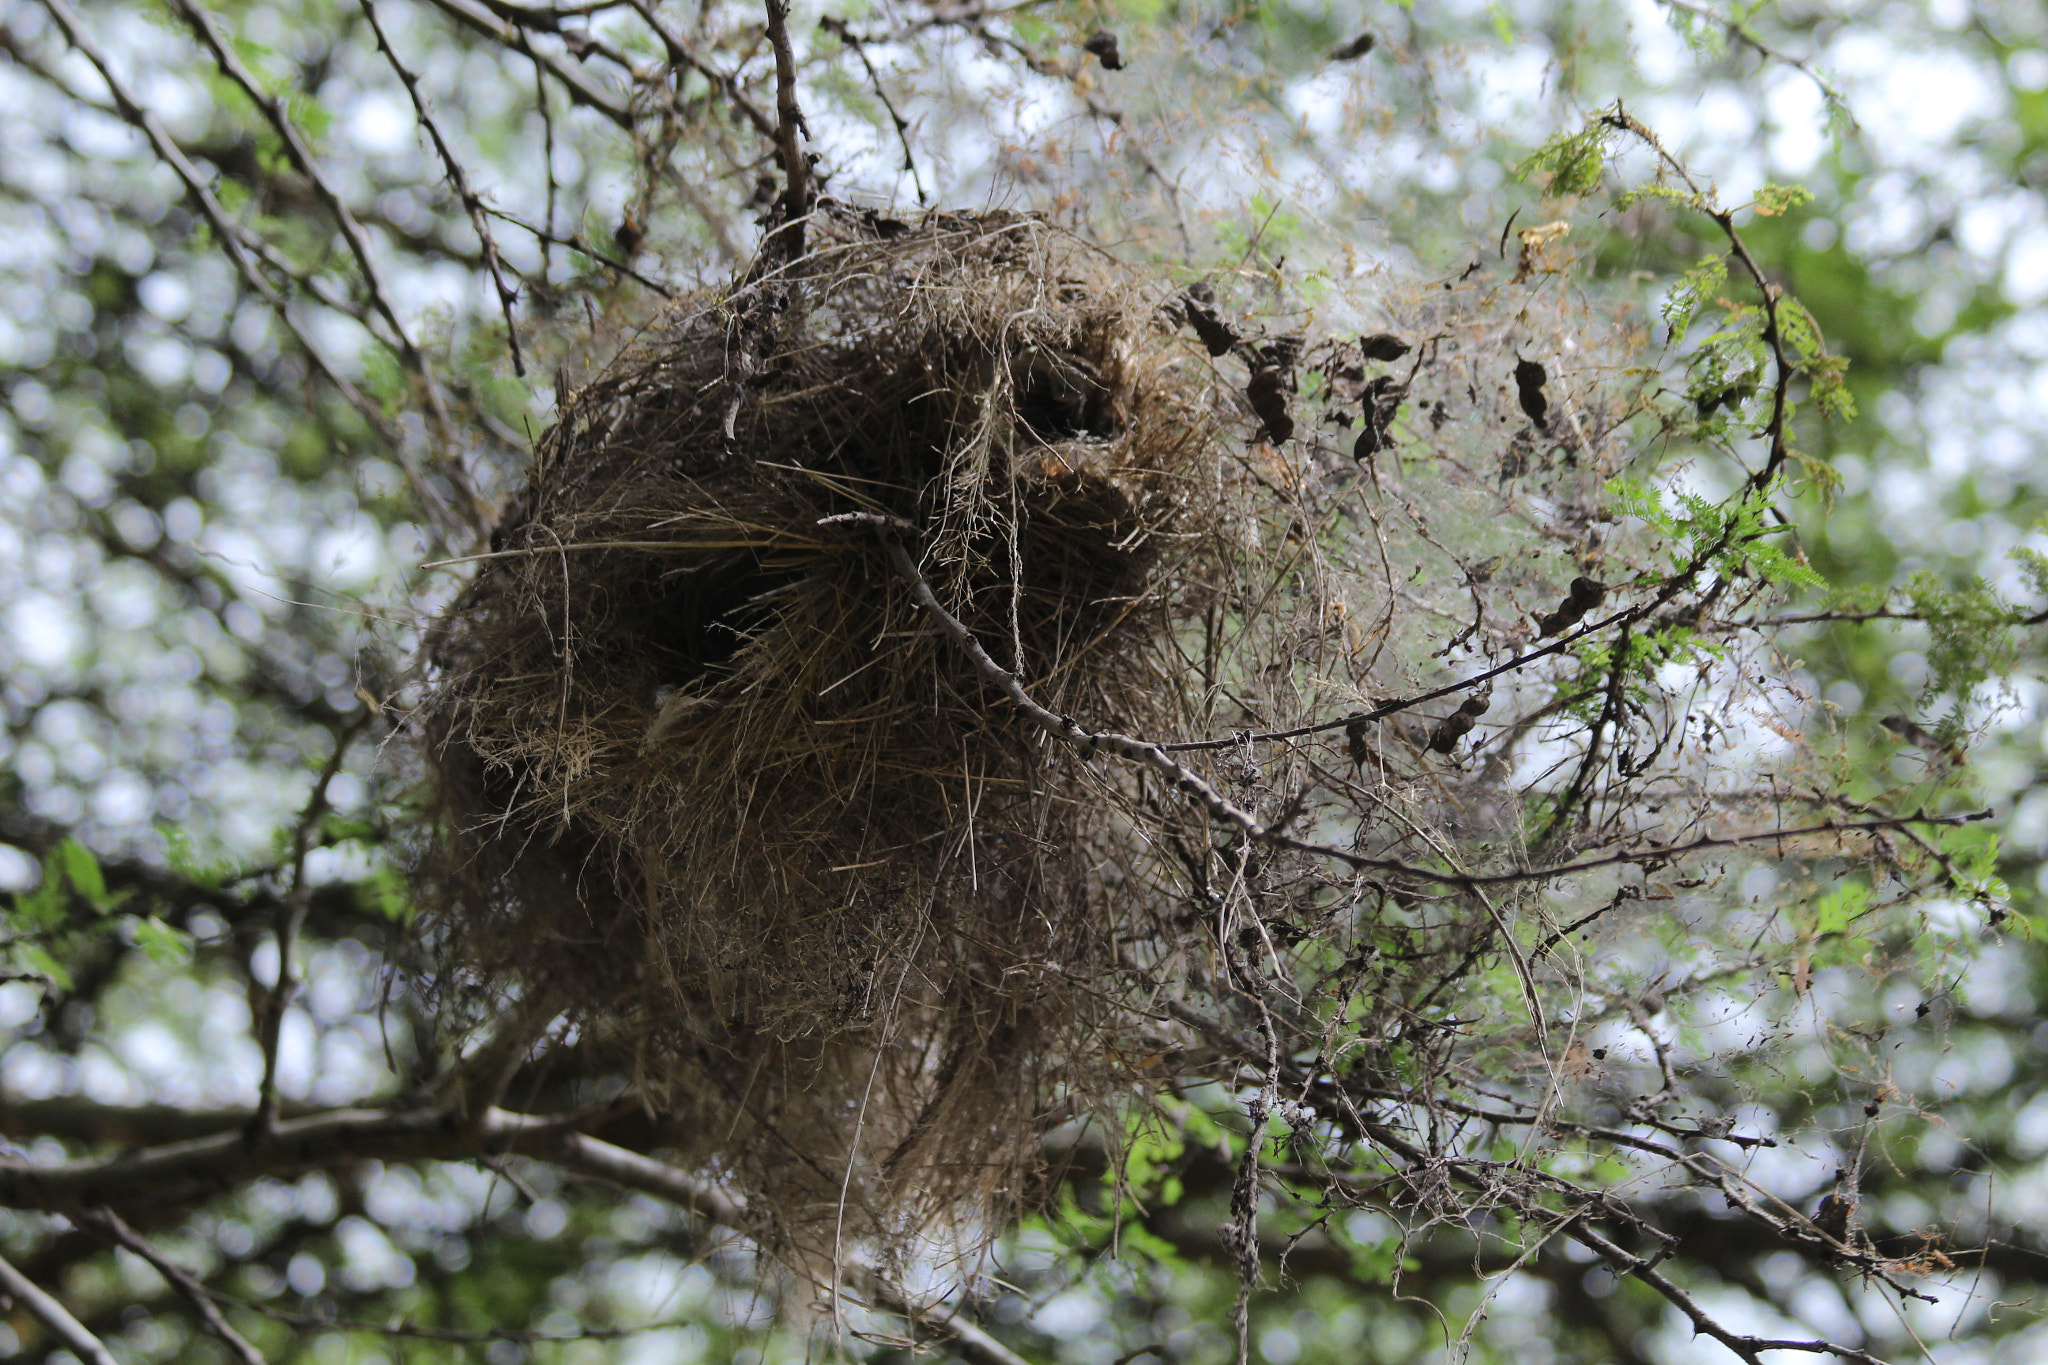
[77,1208,267,1365]
[0,1247,118,1365]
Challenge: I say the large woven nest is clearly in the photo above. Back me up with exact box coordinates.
[423,212,1235,1255]
[419,206,1653,1267]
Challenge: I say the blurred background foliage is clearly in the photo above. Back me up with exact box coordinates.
[6,0,2048,1360]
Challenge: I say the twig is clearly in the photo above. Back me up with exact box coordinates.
[424,0,636,129]
[832,513,1268,844]
[1603,106,1795,488]
[0,1099,1019,1365]
[832,510,1990,891]
[954,18,1192,255]
[618,0,776,141]
[357,0,528,375]
[820,16,927,205]
[190,1294,658,1346]
[78,1208,267,1365]
[1175,1002,1901,1365]
[166,0,477,518]
[1652,0,1849,119]
[28,0,460,528]
[0,1247,118,1365]
[763,0,813,250]
[482,206,676,295]
[249,716,370,1144]
[863,1283,1034,1365]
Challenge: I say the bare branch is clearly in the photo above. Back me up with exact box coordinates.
[357,0,528,375]
[0,1101,1023,1365]
[425,0,636,128]
[0,1247,118,1365]
[31,2,412,454]
[763,0,813,253]
[163,0,481,523]
[78,1208,267,1365]
[1651,0,1849,119]
[618,0,776,140]
[483,205,677,295]
[820,16,927,205]
[835,510,1990,890]
[250,716,372,1144]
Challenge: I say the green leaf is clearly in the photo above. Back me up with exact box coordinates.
[16,944,72,992]
[55,839,110,911]
[1809,881,1871,937]
[1749,183,1815,217]
[1517,117,1619,197]
[9,877,66,932]
[1662,254,1729,339]
[364,867,416,923]
[133,916,194,965]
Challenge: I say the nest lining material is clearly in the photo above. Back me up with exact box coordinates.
[423,212,1235,1252]
[419,207,1656,1263]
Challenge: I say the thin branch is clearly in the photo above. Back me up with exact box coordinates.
[833,513,1268,844]
[27,0,459,523]
[482,205,676,295]
[0,1101,1022,1365]
[953,17,1191,254]
[164,0,481,525]
[357,0,527,375]
[1603,106,1795,487]
[424,0,636,128]
[1172,1001,1901,1365]
[78,1208,267,1365]
[0,1247,118,1365]
[618,0,776,141]
[1652,0,1849,119]
[835,510,1991,890]
[197,1294,673,1345]
[820,16,927,205]
[763,0,812,254]
[250,716,370,1144]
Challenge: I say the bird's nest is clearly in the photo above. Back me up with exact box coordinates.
[416,207,1654,1266]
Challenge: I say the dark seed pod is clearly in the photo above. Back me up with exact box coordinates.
[1183,295,1238,357]
[1329,31,1376,61]
[1514,356,1549,427]
[1261,334,1305,369]
[1427,711,1476,754]
[613,211,645,255]
[1345,715,1371,768]
[1536,584,1599,638]
[1083,30,1124,69]
[1247,366,1293,443]
[1359,331,1411,362]
[1353,374,1405,462]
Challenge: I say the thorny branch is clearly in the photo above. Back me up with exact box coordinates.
[1652,0,1849,117]
[842,506,1989,888]
[820,15,929,204]
[763,0,813,254]
[1166,999,1910,1365]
